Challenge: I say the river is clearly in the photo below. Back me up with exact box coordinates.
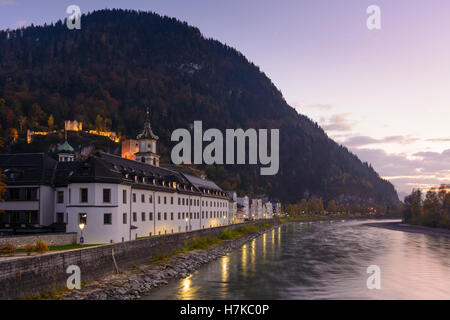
[144,219,450,300]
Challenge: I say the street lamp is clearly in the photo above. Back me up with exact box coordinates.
[78,222,85,244]
[185,217,189,231]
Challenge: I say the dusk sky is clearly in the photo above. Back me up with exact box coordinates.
[1,0,449,198]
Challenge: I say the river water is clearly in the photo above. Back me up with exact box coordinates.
[144,220,450,300]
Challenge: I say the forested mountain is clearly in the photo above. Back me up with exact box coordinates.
[0,9,399,206]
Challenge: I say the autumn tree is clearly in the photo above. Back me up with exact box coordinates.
[47,114,54,130]
[403,189,422,224]
[326,200,337,214]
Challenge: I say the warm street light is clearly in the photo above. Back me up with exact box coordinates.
[79,222,85,244]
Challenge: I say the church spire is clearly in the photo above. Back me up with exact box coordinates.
[135,106,160,166]
[137,106,159,140]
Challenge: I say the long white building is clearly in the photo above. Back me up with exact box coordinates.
[0,112,230,244]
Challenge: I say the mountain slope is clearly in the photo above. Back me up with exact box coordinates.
[0,9,399,205]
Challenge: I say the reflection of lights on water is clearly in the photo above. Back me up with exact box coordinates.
[178,275,196,300]
[263,233,267,260]
[278,226,281,248]
[182,276,191,293]
[221,256,229,283]
[250,239,256,272]
[241,244,248,277]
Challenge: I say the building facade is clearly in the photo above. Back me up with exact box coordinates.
[0,113,230,244]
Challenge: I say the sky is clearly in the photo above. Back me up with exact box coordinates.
[1,0,450,198]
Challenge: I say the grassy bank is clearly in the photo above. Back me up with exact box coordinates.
[147,222,276,265]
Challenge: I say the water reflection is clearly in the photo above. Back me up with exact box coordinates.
[263,233,267,261]
[145,220,450,300]
[241,244,247,278]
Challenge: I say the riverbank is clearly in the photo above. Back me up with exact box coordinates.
[365,221,450,238]
[32,223,279,300]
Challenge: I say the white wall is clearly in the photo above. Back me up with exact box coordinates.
[63,182,231,244]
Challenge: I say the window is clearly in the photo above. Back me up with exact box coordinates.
[141,194,145,203]
[178,212,180,220]
[57,191,64,204]
[178,198,181,205]
[164,212,167,220]
[182,198,185,206]
[190,199,192,206]
[164,196,167,204]
[123,190,127,204]
[150,212,153,221]
[149,194,153,203]
[56,212,64,223]
[103,189,111,203]
[171,212,174,220]
[104,213,112,225]
[79,213,87,225]
[123,213,127,224]
[158,196,161,204]
[171,197,173,205]
[142,212,146,221]
[133,212,137,222]
[80,188,88,203]
[158,212,161,220]
[133,193,136,202]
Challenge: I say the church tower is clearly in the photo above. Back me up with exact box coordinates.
[57,140,75,162]
[135,107,160,166]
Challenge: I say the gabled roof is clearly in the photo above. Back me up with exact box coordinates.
[180,173,223,192]
[0,151,228,199]
[0,153,57,186]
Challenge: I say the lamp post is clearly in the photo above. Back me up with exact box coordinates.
[79,222,85,244]
[185,217,189,231]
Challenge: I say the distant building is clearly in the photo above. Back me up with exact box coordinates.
[237,196,249,221]
[226,191,237,224]
[65,120,83,132]
[263,201,273,219]
[57,140,75,162]
[121,139,139,160]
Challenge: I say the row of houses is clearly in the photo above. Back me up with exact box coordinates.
[226,193,282,223]
[0,111,281,245]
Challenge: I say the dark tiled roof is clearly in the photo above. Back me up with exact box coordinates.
[0,152,228,199]
[0,153,57,186]
[181,173,223,192]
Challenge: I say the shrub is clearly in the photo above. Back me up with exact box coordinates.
[24,243,34,256]
[34,240,49,253]
[0,243,16,255]
[180,237,221,252]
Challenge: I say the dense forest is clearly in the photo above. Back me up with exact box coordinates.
[0,9,399,206]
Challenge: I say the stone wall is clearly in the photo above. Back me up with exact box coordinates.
[0,220,273,299]
[0,233,77,249]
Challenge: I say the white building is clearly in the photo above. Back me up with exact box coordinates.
[236,196,249,221]
[0,112,230,244]
[263,201,273,219]
[226,191,237,224]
